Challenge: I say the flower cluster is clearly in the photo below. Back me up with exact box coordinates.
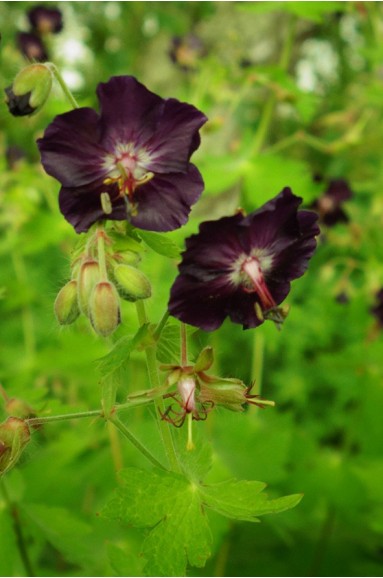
[38,76,207,234]
[54,227,151,337]
[169,188,320,331]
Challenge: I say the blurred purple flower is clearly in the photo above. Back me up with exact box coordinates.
[371,289,383,327]
[17,31,48,61]
[169,188,319,331]
[28,5,63,34]
[311,178,353,227]
[37,76,207,233]
[169,34,206,71]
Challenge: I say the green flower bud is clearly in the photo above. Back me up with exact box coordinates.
[113,250,141,266]
[113,264,151,302]
[0,417,30,476]
[78,259,100,317]
[54,279,80,325]
[89,281,121,337]
[5,63,53,117]
[198,378,249,412]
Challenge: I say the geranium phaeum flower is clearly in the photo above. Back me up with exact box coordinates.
[311,178,353,226]
[168,188,320,331]
[37,76,207,233]
[28,5,63,34]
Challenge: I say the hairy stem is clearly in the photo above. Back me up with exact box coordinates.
[180,322,188,366]
[136,300,181,472]
[46,62,80,109]
[96,226,109,281]
[108,415,166,471]
[152,309,170,341]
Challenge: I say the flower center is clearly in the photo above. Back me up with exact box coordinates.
[240,257,276,310]
[102,143,154,205]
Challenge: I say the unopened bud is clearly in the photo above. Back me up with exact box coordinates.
[89,281,121,337]
[199,378,248,412]
[0,417,30,476]
[113,250,141,266]
[5,63,52,116]
[54,279,80,325]
[113,264,151,302]
[78,259,100,316]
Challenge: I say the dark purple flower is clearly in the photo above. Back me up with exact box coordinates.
[28,6,63,34]
[17,31,48,62]
[37,76,207,233]
[168,188,320,331]
[371,289,383,327]
[311,178,353,226]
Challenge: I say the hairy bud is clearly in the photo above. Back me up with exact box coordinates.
[5,63,53,116]
[0,417,30,476]
[54,279,80,325]
[113,264,151,302]
[89,281,121,337]
[77,259,100,316]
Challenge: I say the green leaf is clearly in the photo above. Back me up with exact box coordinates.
[103,467,302,576]
[239,1,344,22]
[139,230,181,259]
[103,468,212,577]
[97,324,150,378]
[107,543,144,577]
[200,480,302,521]
[23,503,93,567]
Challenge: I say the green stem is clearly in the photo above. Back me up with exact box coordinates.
[96,226,109,280]
[251,331,264,396]
[135,301,181,472]
[152,309,170,341]
[26,409,103,427]
[108,415,166,471]
[180,322,188,366]
[46,62,79,109]
[1,480,35,577]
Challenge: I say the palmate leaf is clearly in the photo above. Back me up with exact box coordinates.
[103,467,302,577]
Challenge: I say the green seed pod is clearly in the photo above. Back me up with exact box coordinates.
[77,259,100,317]
[113,264,151,302]
[0,417,31,476]
[89,281,121,337]
[54,279,80,325]
[5,63,53,116]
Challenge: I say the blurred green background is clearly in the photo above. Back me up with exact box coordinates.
[1,1,383,576]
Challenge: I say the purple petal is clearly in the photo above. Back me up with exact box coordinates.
[129,165,204,232]
[144,98,207,173]
[59,182,126,233]
[37,108,107,187]
[169,274,234,331]
[97,76,165,152]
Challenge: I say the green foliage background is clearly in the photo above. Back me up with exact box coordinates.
[1,1,383,576]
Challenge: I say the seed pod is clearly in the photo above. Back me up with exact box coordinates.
[5,63,53,116]
[77,259,100,317]
[54,279,80,325]
[89,281,121,337]
[113,264,151,302]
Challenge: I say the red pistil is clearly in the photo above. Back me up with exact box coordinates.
[241,258,276,310]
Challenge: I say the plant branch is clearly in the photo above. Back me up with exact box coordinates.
[46,62,80,109]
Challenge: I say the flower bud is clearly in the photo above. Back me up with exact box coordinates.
[199,378,249,412]
[0,417,31,476]
[54,279,80,325]
[77,259,100,317]
[5,63,53,116]
[89,281,121,337]
[113,264,151,302]
[113,250,141,266]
